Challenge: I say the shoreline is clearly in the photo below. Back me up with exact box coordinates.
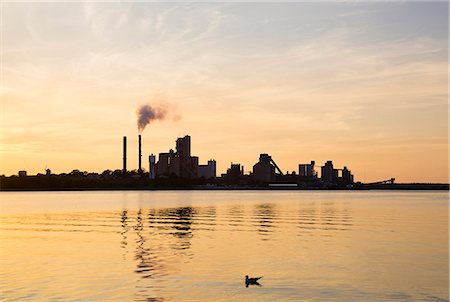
[1,184,448,192]
[1,175,448,192]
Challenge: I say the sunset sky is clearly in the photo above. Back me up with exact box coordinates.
[1,2,448,183]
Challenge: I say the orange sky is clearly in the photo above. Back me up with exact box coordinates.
[1,2,448,182]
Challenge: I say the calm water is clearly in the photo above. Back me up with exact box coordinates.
[0,191,448,301]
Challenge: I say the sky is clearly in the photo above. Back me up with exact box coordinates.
[1,1,448,183]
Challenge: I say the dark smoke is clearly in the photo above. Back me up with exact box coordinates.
[136,104,167,133]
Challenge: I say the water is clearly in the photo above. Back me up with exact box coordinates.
[0,191,448,301]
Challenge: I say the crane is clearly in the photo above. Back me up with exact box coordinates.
[366,178,395,185]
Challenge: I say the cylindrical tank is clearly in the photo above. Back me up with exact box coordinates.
[149,154,156,179]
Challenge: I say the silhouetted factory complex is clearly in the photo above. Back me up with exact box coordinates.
[124,134,355,188]
[4,133,449,190]
[4,133,450,190]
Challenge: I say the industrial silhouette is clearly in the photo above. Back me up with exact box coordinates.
[120,134,354,187]
[4,133,448,190]
[156,135,200,178]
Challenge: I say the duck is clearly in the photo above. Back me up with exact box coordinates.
[245,275,263,287]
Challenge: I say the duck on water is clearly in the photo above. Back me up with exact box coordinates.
[245,275,263,287]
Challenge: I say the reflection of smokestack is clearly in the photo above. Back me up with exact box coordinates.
[123,136,127,176]
[138,134,142,174]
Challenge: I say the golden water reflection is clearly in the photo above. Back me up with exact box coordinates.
[0,191,448,301]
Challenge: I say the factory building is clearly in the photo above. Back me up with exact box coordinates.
[321,161,354,185]
[252,154,275,183]
[321,161,335,183]
[157,149,178,176]
[118,133,355,186]
[299,161,316,178]
[222,163,244,179]
[156,135,199,178]
[199,160,216,179]
[220,163,247,184]
[341,166,354,185]
[252,154,284,183]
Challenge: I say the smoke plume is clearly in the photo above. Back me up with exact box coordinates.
[136,104,167,133]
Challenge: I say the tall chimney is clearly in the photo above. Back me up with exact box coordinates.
[123,136,127,176]
[138,134,142,174]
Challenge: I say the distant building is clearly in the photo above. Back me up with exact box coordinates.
[321,161,354,185]
[341,166,354,185]
[321,161,335,183]
[299,161,316,178]
[18,170,27,177]
[199,160,216,179]
[253,154,275,183]
[223,163,244,179]
[176,136,198,178]
[156,135,200,178]
[252,154,284,183]
[157,149,178,176]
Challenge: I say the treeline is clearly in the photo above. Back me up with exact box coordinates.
[0,174,208,191]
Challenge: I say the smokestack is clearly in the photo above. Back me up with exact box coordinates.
[138,134,142,174]
[123,136,127,176]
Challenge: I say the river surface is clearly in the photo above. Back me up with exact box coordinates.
[0,191,448,301]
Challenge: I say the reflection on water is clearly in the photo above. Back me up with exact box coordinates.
[254,203,277,239]
[0,191,448,301]
[296,202,354,236]
[120,209,129,251]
